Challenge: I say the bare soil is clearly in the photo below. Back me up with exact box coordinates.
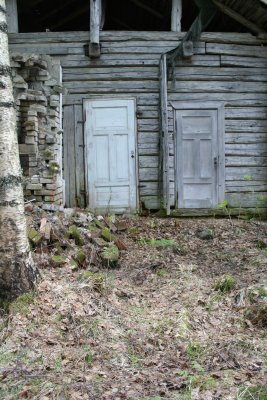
[0,214,267,400]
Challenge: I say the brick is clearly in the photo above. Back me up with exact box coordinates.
[42,171,53,178]
[27,110,37,117]
[26,183,42,190]
[25,124,38,131]
[40,178,54,184]
[45,134,57,144]
[19,144,36,153]
[25,137,36,145]
[46,183,58,190]
[50,101,59,108]
[30,178,40,184]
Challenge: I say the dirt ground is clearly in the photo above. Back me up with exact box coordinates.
[0,212,267,400]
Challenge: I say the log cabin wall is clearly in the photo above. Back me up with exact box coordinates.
[8,31,267,213]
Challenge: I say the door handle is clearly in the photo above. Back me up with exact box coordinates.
[214,156,218,166]
[131,151,135,159]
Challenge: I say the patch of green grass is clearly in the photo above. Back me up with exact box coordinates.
[191,361,205,373]
[176,370,217,392]
[237,386,267,400]
[206,292,224,312]
[137,236,150,245]
[177,370,198,386]
[136,397,162,400]
[101,244,119,266]
[147,220,157,229]
[54,358,62,372]
[83,346,93,367]
[214,274,236,293]
[138,237,177,248]
[0,299,10,314]
[128,227,140,235]
[0,383,24,399]
[156,268,167,277]
[82,271,109,294]
[258,287,267,297]
[9,291,35,315]
[186,341,204,360]
[0,346,17,366]
[130,305,145,316]
[67,225,84,246]
[128,346,142,369]
[86,318,101,338]
[27,379,46,395]
[257,240,267,250]
[249,258,262,268]
[176,308,191,339]
[151,317,174,336]
[248,287,267,303]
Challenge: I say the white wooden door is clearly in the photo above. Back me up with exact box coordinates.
[85,99,137,213]
[176,104,224,208]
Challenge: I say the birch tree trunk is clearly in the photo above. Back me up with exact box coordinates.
[0,0,36,300]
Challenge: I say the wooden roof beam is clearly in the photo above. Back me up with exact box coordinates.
[212,0,266,34]
[6,0,18,32]
[128,0,164,20]
[39,0,77,22]
[110,16,135,31]
[50,4,89,30]
[171,0,182,32]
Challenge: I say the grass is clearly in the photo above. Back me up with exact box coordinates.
[82,271,110,294]
[9,291,35,315]
[0,345,17,366]
[83,346,94,367]
[186,341,205,360]
[156,268,167,277]
[177,369,217,393]
[128,346,142,369]
[138,237,177,248]
[237,386,267,400]
[214,274,236,293]
[1,217,266,398]
[130,305,145,316]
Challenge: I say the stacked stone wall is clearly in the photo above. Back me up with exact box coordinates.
[11,54,64,205]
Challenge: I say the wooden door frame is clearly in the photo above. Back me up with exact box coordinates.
[83,97,139,213]
[171,101,225,209]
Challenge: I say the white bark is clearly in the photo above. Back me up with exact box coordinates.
[0,0,36,299]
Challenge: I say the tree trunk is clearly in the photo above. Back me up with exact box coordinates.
[0,0,37,300]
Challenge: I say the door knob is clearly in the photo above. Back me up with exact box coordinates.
[214,156,218,166]
[131,151,135,159]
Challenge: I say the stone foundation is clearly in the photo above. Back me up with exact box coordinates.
[11,54,64,205]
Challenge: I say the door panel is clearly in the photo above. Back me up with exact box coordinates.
[176,109,218,208]
[85,99,137,213]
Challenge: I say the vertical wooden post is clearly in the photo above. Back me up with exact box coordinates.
[89,0,101,58]
[159,54,170,215]
[6,0,18,33]
[171,0,182,32]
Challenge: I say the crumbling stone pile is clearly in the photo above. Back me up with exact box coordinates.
[25,205,128,270]
[11,54,64,205]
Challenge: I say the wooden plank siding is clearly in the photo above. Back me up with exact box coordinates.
[8,31,267,212]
